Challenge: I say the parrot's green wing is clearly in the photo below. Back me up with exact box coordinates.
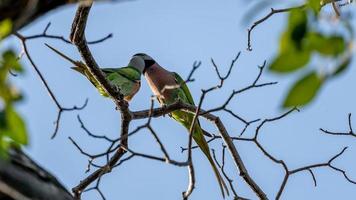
[99,66,141,98]
[172,72,212,137]
[171,72,228,197]
[172,72,195,105]
[173,72,213,137]
[102,66,141,82]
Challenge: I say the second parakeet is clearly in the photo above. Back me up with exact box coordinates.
[137,53,229,198]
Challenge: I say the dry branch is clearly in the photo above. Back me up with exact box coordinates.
[69,3,132,199]
[14,31,89,138]
[246,0,347,50]
[13,1,356,199]
[320,113,356,138]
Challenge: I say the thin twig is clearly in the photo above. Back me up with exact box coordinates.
[69,3,132,199]
[320,113,356,138]
[14,32,89,138]
[247,5,305,51]
[246,0,346,50]
[19,22,112,44]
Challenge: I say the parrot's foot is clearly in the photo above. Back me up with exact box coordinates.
[160,104,168,117]
[114,85,120,92]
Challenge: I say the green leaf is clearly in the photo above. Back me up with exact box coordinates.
[308,0,322,14]
[9,86,23,102]
[332,56,352,77]
[0,19,12,40]
[2,50,22,72]
[269,49,311,73]
[283,72,324,108]
[308,32,346,56]
[0,138,11,159]
[271,10,311,73]
[288,10,308,50]
[0,110,6,130]
[5,106,28,145]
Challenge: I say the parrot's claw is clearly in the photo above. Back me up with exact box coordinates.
[161,104,168,117]
[114,85,121,93]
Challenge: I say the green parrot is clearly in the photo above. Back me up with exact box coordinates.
[45,44,143,102]
[137,53,229,198]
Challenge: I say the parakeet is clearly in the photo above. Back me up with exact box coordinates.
[45,44,143,102]
[138,53,229,198]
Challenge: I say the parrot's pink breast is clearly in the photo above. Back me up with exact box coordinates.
[145,63,176,102]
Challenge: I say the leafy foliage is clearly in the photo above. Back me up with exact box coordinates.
[269,2,353,108]
[283,72,324,107]
[0,19,12,40]
[0,19,28,156]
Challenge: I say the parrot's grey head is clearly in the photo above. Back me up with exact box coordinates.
[132,53,156,74]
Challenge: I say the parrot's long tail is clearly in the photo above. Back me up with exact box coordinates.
[206,148,230,198]
[193,126,230,198]
[45,43,86,74]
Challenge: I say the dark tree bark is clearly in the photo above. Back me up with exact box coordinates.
[0,0,74,34]
[0,148,73,200]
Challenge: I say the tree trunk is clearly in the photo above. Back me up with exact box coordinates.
[0,148,73,200]
[0,0,73,34]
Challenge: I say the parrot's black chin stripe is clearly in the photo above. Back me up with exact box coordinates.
[143,60,155,74]
[143,63,154,74]
[144,59,155,67]
[132,52,155,74]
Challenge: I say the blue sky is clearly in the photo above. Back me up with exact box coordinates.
[5,0,356,199]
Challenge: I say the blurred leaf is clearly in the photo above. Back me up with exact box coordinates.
[320,0,335,6]
[0,19,12,40]
[0,109,24,159]
[0,45,27,156]
[0,110,6,130]
[283,72,324,107]
[308,0,321,14]
[270,10,311,73]
[332,56,352,77]
[0,50,23,103]
[9,85,23,102]
[5,106,28,145]
[308,32,346,56]
[269,0,351,108]
[0,139,11,158]
[288,10,308,49]
[2,50,22,72]
[270,49,311,73]
[0,85,12,104]
[279,30,292,53]
[0,83,23,104]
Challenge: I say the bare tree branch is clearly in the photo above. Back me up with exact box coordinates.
[247,4,305,51]
[69,3,132,199]
[7,1,356,200]
[320,113,356,138]
[246,0,347,50]
[14,32,89,138]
